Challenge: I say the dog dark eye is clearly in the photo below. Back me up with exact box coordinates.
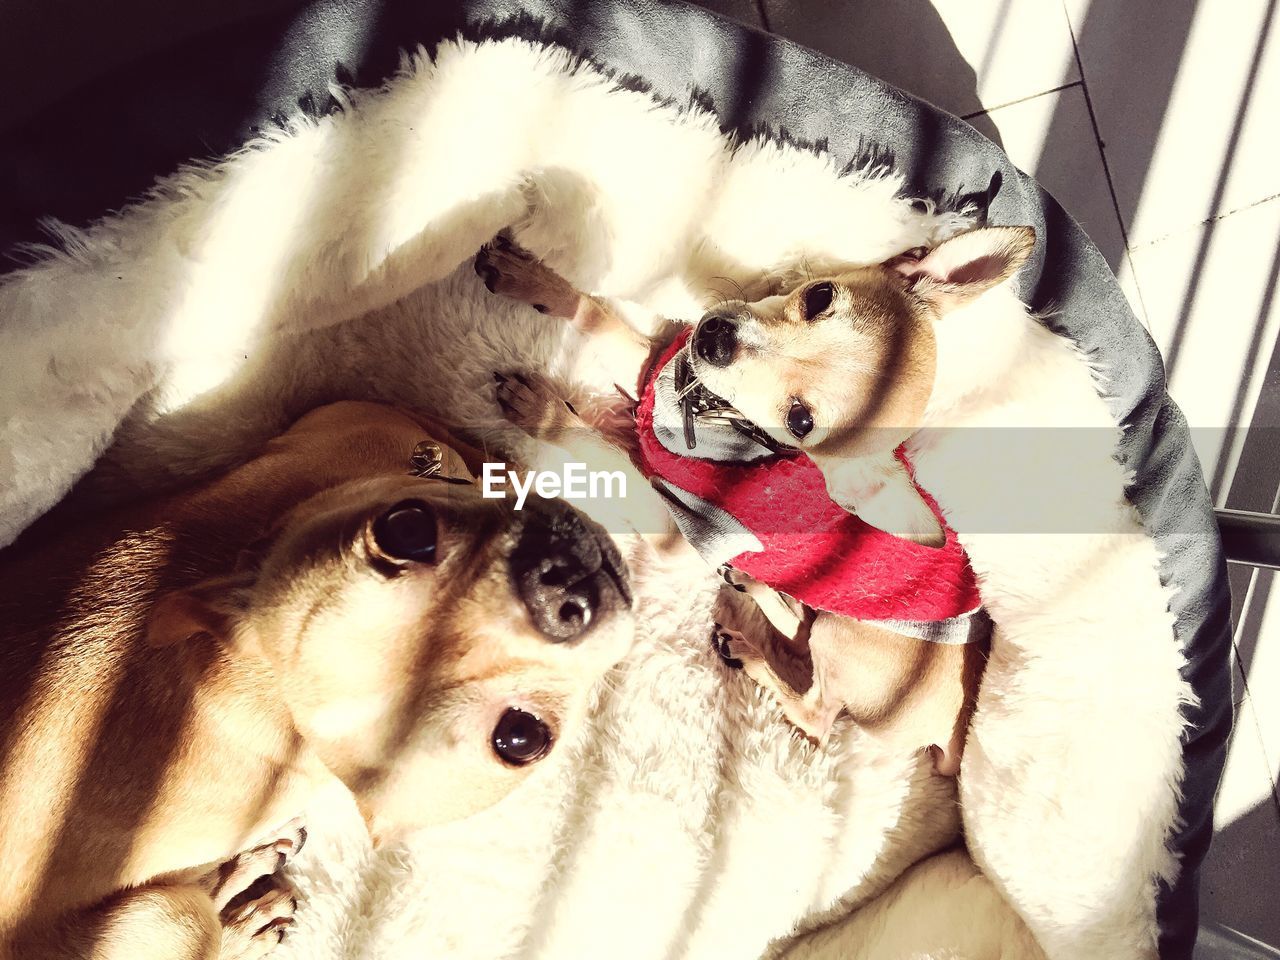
[802,281,834,320]
[786,400,814,440]
[371,500,438,562]
[492,708,552,766]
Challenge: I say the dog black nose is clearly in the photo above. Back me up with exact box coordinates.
[694,313,739,367]
[509,502,631,641]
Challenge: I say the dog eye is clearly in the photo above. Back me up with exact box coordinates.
[802,281,834,320]
[491,708,553,766]
[786,399,814,440]
[370,500,438,563]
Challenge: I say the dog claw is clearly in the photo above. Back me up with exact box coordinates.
[473,249,499,291]
[493,371,508,384]
[713,630,744,670]
[218,871,300,955]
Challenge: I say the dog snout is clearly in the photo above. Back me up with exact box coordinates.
[694,313,739,367]
[509,502,632,642]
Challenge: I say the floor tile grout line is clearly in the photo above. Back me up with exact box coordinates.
[1126,191,1280,253]
[1239,490,1280,812]
[1227,594,1280,822]
[1234,568,1261,702]
[958,80,1082,120]
[1264,489,1280,808]
[1058,0,1155,331]
[1241,686,1280,818]
[1119,245,1152,331]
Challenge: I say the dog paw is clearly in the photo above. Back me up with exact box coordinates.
[717,564,750,594]
[707,621,831,740]
[202,820,305,913]
[475,236,577,316]
[715,567,805,639]
[711,622,745,670]
[218,871,300,958]
[494,370,577,442]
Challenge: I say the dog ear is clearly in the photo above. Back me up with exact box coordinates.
[891,225,1036,311]
[147,572,254,648]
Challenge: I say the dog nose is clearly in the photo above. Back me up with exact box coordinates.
[694,313,739,367]
[509,503,631,641]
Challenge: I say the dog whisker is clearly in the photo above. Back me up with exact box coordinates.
[699,291,734,314]
[704,277,747,307]
[675,376,703,402]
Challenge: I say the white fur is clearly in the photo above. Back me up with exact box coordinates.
[779,849,1046,960]
[0,35,1184,960]
[908,288,1193,959]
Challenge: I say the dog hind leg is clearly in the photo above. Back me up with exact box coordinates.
[711,586,845,742]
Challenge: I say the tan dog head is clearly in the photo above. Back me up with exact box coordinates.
[150,470,634,840]
[688,226,1036,541]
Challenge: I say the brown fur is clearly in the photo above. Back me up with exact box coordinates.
[0,401,634,958]
[686,228,1036,544]
[712,581,985,772]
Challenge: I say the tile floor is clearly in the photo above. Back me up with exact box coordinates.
[689,0,1280,947]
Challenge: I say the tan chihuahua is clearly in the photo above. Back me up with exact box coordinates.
[681,226,1036,546]
[0,401,634,960]
[475,226,1035,772]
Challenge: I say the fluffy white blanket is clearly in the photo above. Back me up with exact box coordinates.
[0,35,1189,960]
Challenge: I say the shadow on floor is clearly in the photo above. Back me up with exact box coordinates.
[1200,796,1280,948]
[1032,0,1200,273]
[737,0,1004,149]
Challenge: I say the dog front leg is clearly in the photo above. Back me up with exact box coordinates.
[5,878,295,960]
[4,883,223,960]
[477,239,652,396]
[4,827,304,960]
[719,567,804,640]
[817,450,944,546]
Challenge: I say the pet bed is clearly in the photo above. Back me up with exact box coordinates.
[0,1,1232,958]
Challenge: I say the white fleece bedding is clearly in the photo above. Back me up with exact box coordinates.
[0,35,1189,960]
